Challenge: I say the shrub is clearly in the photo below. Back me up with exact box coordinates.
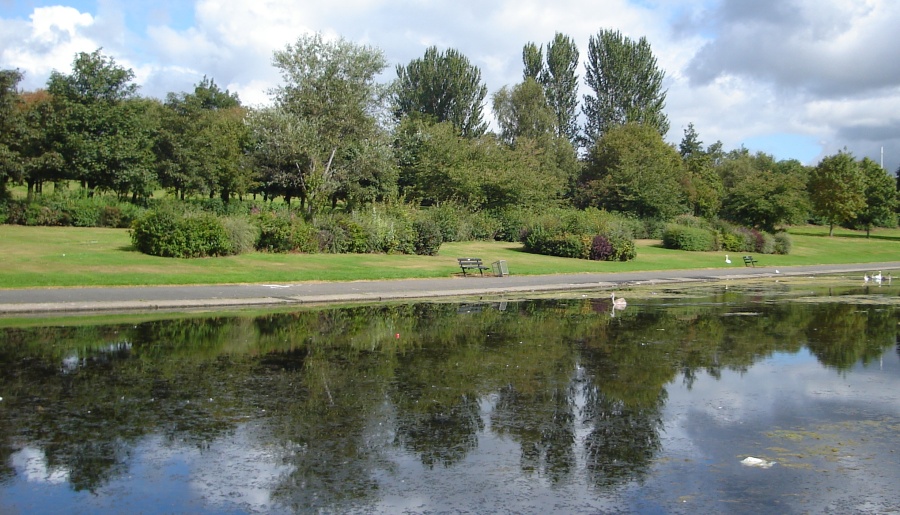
[179,214,231,257]
[316,216,351,254]
[222,217,260,255]
[291,221,320,253]
[609,235,637,261]
[130,208,185,257]
[774,232,792,255]
[131,209,230,258]
[254,212,294,252]
[590,235,613,261]
[412,218,443,256]
[757,231,776,254]
[662,224,715,251]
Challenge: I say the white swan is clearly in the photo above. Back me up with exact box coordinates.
[725,254,731,264]
[874,271,883,284]
[864,274,870,283]
[611,293,627,308]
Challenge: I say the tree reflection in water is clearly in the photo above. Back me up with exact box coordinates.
[0,282,897,512]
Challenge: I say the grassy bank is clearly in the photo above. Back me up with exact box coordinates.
[2,224,899,289]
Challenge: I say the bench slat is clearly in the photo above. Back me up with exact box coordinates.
[458,257,490,276]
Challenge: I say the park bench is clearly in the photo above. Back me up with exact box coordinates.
[743,255,758,267]
[457,257,490,277]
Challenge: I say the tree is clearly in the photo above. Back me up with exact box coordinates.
[491,78,556,146]
[582,29,668,148]
[154,78,248,201]
[17,89,64,200]
[245,106,331,209]
[47,49,153,199]
[270,33,393,212]
[809,151,866,236]
[577,122,686,219]
[542,33,580,145]
[393,46,488,138]
[522,42,543,81]
[719,153,809,231]
[0,69,24,197]
[852,158,897,237]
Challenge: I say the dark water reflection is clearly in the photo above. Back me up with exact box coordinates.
[1,280,899,513]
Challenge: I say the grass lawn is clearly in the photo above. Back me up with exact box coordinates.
[1,224,899,289]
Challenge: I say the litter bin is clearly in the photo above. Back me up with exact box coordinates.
[491,260,509,277]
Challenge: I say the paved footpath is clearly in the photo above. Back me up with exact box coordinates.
[1,262,899,315]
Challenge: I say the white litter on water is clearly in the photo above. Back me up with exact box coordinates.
[741,456,775,468]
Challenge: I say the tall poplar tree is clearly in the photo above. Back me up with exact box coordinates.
[543,33,580,145]
[582,29,668,148]
[522,42,543,82]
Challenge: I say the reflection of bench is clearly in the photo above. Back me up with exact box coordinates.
[458,257,490,277]
[743,255,758,267]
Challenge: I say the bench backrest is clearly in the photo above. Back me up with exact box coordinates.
[458,257,483,266]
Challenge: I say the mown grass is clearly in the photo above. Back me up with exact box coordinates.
[1,224,899,289]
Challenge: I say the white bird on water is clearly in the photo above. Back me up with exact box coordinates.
[864,274,870,283]
[874,271,883,284]
[725,254,731,264]
[611,293,627,308]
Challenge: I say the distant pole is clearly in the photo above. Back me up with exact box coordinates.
[881,146,884,169]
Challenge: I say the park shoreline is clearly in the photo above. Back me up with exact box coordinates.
[1,262,898,316]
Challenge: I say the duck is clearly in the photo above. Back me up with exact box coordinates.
[611,293,627,308]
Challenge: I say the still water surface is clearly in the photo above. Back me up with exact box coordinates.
[1,279,899,513]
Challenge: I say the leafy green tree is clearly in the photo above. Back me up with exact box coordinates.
[246,106,329,208]
[492,78,556,145]
[393,46,488,138]
[47,49,154,199]
[577,122,686,219]
[17,90,64,199]
[543,33,580,145]
[582,30,668,148]
[851,157,897,236]
[395,118,569,211]
[271,33,393,212]
[809,151,866,236]
[153,78,245,201]
[719,153,809,231]
[0,69,24,197]
[678,123,723,218]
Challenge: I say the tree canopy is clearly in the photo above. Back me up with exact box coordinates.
[393,46,488,138]
[809,151,866,236]
[577,122,685,219]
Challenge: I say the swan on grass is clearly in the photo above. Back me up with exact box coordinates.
[725,255,731,264]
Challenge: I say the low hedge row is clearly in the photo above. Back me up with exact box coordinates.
[662,219,791,255]
[520,208,638,261]
[130,206,444,258]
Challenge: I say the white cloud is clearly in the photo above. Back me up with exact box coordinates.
[0,6,99,89]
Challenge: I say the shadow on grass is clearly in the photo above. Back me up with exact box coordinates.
[790,231,900,242]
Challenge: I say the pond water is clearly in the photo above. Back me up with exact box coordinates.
[1,278,899,514]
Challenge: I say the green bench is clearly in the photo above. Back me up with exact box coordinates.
[457,257,490,277]
[743,255,758,267]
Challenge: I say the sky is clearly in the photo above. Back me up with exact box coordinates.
[1,0,898,172]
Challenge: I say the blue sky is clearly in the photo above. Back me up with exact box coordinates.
[2,0,898,171]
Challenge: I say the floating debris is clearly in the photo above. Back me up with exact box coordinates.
[740,456,775,468]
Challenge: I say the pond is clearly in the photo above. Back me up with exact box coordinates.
[1,278,898,514]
